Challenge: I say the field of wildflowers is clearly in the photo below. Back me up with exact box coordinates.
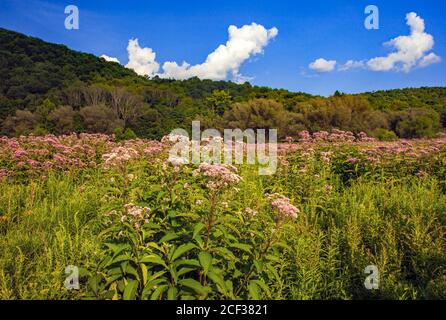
[0,130,445,299]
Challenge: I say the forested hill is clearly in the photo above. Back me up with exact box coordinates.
[1,27,445,140]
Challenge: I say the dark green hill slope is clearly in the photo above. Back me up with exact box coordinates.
[0,28,445,139]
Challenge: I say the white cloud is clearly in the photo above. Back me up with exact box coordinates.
[366,12,438,72]
[419,52,441,68]
[309,58,337,73]
[125,39,160,77]
[107,23,277,80]
[338,60,365,71]
[159,23,278,81]
[309,12,441,74]
[100,54,120,64]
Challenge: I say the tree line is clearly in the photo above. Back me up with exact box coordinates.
[1,28,445,140]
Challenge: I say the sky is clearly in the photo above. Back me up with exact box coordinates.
[0,0,445,96]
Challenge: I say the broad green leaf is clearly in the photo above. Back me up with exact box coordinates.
[212,247,237,261]
[230,243,252,253]
[248,281,260,300]
[170,243,196,262]
[252,279,271,297]
[177,267,196,277]
[198,252,212,274]
[151,284,168,300]
[175,259,201,268]
[104,243,131,256]
[265,263,280,281]
[123,280,138,300]
[122,263,139,279]
[107,253,132,266]
[167,286,178,300]
[139,254,167,268]
[193,222,206,239]
[140,263,148,285]
[143,277,168,296]
[207,271,227,294]
[179,278,209,296]
[159,232,179,243]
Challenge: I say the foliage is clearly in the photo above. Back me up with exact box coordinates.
[0,133,445,299]
[1,28,445,140]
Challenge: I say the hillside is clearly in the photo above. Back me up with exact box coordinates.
[0,27,445,139]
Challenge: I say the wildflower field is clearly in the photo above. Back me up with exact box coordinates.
[0,131,446,300]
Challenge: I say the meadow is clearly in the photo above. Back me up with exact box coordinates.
[0,130,445,300]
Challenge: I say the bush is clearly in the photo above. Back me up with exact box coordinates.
[115,128,137,141]
[374,128,398,141]
[396,108,441,138]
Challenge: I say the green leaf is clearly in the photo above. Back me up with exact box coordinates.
[230,243,252,253]
[248,281,260,300]
[265,263,280,281]
[107,253,132,266]
[159,232,179,243]
[122,263,139,279]
[140,263,148,285]
[139,254,167,268]
[207,271,227,294]
[177,267,196,277]
[179,278,209,296]
[175,259,201,268]
[170,243,196,262]
[150,285,168,300]
[213,247,237,261]
[193,222,206,239]
[198,252,212,274]
[123,280,139,300]
[143,277,168,297]
[252,280,271,297]
[104,243,131,256]
[167,286,178,300]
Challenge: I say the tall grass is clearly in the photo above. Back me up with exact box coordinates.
[0,159,445,299]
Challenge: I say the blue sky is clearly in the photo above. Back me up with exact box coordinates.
[0,0,445,96]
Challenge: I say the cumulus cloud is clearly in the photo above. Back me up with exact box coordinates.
[103,23,278,81]
[308,58,337,73]
[338,60,365,71]
[125,39,160,77]
[366,12,438,72]
[309,12,441,74]
[100,54,120,64]
[160,23,278,81]
[418,52,441,68]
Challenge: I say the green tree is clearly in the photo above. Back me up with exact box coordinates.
[207,90,232,116]
[80,105,123,134]
[396,108,441,138]
[224,99,288,138]
[48,106,77,134]
[2,110,39,136]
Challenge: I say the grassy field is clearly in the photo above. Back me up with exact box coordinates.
[0,132,445,299]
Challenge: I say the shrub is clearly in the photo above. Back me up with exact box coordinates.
[374,128,398,141]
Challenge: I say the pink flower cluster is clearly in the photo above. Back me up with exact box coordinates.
[267,193,299,220]
[244,207,258,218]
[161,133,190,145]
[297,129,375,143]
[0,133,177,176]
[0,133,113,173]
[193,163,242,191]
[143,141,165,155]
[102,146,139,168]
[362,139,446,159]
[105,203,151,230]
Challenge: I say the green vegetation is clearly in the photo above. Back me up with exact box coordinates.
[1,135,445,299]
[1,28,446,140]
